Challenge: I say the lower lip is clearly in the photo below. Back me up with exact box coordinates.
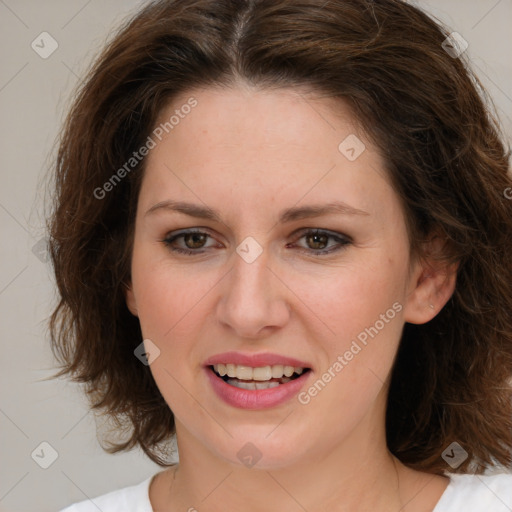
[205,367,311,410]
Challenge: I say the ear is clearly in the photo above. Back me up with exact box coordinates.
[403,233,458,325]
[124,280,139,317]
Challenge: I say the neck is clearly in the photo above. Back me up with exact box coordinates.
[153,391,449,512]
[167,441,403,512]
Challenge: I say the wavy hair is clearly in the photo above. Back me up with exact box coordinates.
[48,0,512,472]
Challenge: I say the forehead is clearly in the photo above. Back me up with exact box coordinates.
[152,85,363,161]
[139,85,397,224]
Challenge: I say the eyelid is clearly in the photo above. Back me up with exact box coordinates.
[291,227,351,241]
[289,228,351,254]
[162,227,352,256]
[162,227,220,249]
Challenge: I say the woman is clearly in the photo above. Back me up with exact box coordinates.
[49,0,512,510]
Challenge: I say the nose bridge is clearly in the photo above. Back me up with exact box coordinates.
[217,241,289,336]
[229,245,273,311]
[231,246,270,298]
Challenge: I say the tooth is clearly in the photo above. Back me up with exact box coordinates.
[215,363,306,380]
[227,379,256,390]
[226,364,237,378]
[253,366,272,381]
[271,365,284,378]
[255,381,280,389]
[226,379,280,390]
[283,366,294,377]
[281,377,291,383]
[236,365,253,380]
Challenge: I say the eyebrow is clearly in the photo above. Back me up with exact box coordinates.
[145,200,369,223]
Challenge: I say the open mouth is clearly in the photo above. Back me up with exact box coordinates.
[210,363,311,390]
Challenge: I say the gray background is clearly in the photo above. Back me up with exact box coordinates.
[0,1,511,511]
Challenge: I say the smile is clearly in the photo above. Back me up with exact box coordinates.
[204,354,313,409]
[211,363,307,390]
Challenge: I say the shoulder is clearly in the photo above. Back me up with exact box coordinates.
[434,471,512,512]
[59,476,154,512]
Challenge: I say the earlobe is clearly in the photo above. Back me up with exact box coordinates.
[124,282,138,317]
[403,239,458,325]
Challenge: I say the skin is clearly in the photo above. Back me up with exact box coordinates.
[125,83,457,512]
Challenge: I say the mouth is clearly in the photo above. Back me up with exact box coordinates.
[209,363,311,390]
[204,352,313,409]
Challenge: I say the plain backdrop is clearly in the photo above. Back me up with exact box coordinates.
[0,1,511,511]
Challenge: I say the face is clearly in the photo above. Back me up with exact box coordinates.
[126,84,431,470]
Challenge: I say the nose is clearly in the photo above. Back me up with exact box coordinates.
[216,244,290,339]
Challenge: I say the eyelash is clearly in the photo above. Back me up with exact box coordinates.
[161,228,351,256]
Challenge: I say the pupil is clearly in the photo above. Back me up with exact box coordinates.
[185,233,206,248]
[308,233,327,250]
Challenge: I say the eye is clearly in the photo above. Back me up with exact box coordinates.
[162,229,219,255]
[289,229,351,255]
[161,228,351,257]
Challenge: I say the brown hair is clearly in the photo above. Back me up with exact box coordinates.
[48,0,512,472]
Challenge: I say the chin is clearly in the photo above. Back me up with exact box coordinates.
[208,429,309,470]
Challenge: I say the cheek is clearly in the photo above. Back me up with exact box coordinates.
[130,250,225,405]
[130,259,214,413]
[295,256,406,402]
[297,257,405,344]
[130,241,216,338]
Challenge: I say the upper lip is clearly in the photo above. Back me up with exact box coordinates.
[204,351,312,369]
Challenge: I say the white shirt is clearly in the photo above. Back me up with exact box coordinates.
[60,472,512,511]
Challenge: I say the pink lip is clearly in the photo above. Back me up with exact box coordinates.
[204,351,311,368]
[205,366,312,410]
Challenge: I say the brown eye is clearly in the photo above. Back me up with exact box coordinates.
[305,232,329,250]
[162,230,218,255]
[182,232,208,249]
[290,229,351,256]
